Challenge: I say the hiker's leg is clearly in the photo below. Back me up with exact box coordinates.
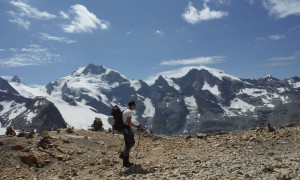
[122,129,135,167]
[123,129,135,157]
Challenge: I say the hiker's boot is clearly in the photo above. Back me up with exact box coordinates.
[123,156,134,167]
[119,152,124,159]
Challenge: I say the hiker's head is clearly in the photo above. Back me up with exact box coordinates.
[128,101,136,110]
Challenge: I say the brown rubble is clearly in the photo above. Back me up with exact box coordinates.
[0,125,299,179]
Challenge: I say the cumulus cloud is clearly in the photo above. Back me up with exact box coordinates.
[266,51,300,67]
[62,4,110,33]
[39,33,76,44]
[160,56,225,66]
[256,34,286,41]
[263,0,300,18]
[0,44,61,67]
[182,2,228,24]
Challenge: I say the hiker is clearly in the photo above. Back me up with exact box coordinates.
[119,101,144,167]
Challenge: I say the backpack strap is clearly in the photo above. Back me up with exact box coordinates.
[122,109,127,125]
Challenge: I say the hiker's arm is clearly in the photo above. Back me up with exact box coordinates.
[127,117,141,129]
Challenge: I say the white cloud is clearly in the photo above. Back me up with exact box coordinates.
[0,49,5,52]
[63,4,110,33]
[263,0,300,18]
[39,33,76,44]
[7,11,30,29]
[9,0,56,20]
[59,11,69,19]
[160,56,225,66]
[266,52,300,67]
[204,0,232,5]
[0,44,61,67]
[7,0,55,29]
[268,34,286,40]
[155,30,165,37]
[256,34,286,41]
[182,2,228,24]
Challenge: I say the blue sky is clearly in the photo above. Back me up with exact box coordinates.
[0,0,300,84]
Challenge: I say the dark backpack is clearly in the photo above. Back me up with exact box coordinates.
[111,105,126,132]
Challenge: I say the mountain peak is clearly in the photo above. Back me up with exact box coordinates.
[82,64,106,75]
[11,75,22,84]
[145,66,241,85]
[261,74,272,79]
[259,74,279,81]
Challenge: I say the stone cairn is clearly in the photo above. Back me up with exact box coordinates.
[5,126,16,137]
[91,118,103,131]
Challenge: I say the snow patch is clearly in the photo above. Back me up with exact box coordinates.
[230,98,255,113]
[202,82,221,97]
[165,78,181,91]
[238,88,268,97]
[221,106,237,117]
[0,101,27,119]
[277,87,287,93]
[26,111,36,123]
[184,96,197,111]
[143,98,155,117]
[130,80,142,91]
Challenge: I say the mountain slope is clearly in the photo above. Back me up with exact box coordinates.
[0,77,65,132]
[4,64,300,135]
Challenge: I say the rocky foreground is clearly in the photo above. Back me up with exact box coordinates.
[0,124,300,180]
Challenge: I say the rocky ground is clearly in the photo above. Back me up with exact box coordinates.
[0,124,300,180]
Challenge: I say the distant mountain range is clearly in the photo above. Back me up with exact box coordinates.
[1,64,300,135]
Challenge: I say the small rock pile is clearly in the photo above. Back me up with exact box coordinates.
[91,118,103,131]
[5,126,16,137]
[38,134,54,149]
[17,129,27,137]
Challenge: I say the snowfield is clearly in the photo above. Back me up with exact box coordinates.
[230,98,256,113]
[202,81,221,97]
[9,81,112,131]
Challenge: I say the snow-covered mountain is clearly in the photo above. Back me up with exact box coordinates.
[0,77,65,132]
[1,64,300,135]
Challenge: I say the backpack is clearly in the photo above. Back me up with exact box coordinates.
[110,105,126,132]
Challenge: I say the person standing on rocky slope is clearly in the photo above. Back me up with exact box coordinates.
[119,101,144,167]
